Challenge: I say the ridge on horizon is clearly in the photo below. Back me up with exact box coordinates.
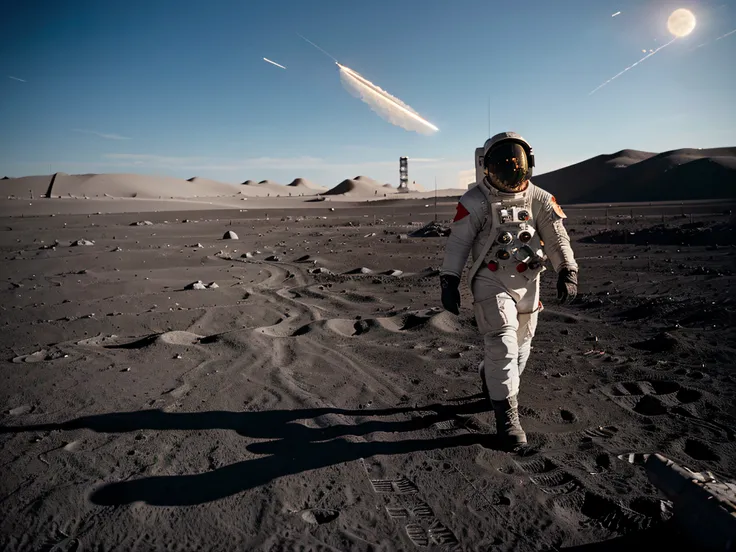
[2,146,734,204]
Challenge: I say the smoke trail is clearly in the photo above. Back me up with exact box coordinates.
[589,37,677,95]
[689,28,735,51]
[337,64,438,135]
[716,28,736,41]
[263,57,286,70]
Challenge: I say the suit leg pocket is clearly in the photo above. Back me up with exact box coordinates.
[474,295,516,335]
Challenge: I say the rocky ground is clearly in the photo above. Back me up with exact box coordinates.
[0,198,734,551]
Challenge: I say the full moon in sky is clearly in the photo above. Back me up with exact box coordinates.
[667,8,696,37]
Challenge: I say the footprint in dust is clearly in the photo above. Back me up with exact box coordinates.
[513,456,583,496]
[41,529,80,552]
[432,416,482,433]
[301,509,340,526]
[403,520,461,549]
[515,455,657,534]
[365,470,461,550]
[582,426,619,440]
[386,501,435,520]
[682,439,721,462]
[564,491,655,534]
[579,453,612,474]
[369,476,419,495]
[404,523,429,547]
[598,380,702,416]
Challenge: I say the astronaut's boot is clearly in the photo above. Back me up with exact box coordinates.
[491,394,527,451]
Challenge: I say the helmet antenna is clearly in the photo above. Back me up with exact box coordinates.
[487,95,491,139]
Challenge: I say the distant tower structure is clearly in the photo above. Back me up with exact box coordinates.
[398,156,409,193]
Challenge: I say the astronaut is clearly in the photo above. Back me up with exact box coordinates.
[440,132,578,451]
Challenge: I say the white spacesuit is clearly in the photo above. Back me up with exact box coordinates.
[440,132,578,451]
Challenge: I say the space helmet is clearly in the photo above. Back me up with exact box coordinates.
[481,132,535,193]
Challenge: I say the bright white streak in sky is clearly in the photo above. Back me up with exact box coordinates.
[337,63,439,135]
[589,37,677,95]
[263,57,286,70]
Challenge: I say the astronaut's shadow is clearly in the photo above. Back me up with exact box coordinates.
[0,396,491,506]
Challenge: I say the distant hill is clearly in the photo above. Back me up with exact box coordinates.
[287,178,326,192]
[324,175,392,196]
[533,147,736,203]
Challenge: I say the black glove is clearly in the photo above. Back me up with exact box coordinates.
[557,268,578,304]
[440,274,461,315]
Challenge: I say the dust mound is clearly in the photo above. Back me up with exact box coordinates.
[258,180,280,186]
[3,173,63,198]
[324,176,392,196]
[4,173,240,199]
[301,509,339,525]
[533,147,736,203]
[581,221,736,246]
[78,331,204,349]
[631,332,683,353]
[241,180,257,186]
[287,178,325,191]
[184,176,240,190]
[409,221,451,237]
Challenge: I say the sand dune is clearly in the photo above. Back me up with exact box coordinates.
[406,181,426,192]
[1,172,241,200]
[287,178,326,192]
[2,173,62,198]
[2,144,733,208]
[324,175,396,196]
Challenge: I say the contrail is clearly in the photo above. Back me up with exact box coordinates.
[297,32,438,134]
[589,37,677,95]
[297,33,339,63]
[8,76,26,82]
[263,57,286,70]
[689,28,735,51]
[338,63,439,135]
[612,11,621,17]
[716,28,736,41]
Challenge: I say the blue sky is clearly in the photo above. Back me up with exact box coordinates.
[1,0,734,189]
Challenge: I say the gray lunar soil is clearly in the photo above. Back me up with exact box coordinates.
[0,198,734,551]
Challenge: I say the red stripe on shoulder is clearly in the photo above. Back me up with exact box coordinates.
[550,195,567,218]
[453,202,470,222]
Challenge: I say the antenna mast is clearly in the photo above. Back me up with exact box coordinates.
[487,95,491,138]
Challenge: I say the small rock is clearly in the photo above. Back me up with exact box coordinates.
[186,280,208,290]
